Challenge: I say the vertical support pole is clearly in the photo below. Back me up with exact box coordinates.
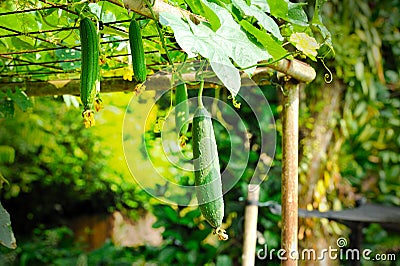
[242,184,260,266]
[281,82,299,266]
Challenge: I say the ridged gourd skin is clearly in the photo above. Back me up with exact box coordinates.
[192,106,227,240]
[79,17,100,127]
[175,83,189,137]
[129,19,146,83]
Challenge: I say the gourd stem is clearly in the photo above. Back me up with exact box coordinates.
[198,80,204,107]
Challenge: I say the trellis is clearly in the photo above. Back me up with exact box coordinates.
[0,1,316,265]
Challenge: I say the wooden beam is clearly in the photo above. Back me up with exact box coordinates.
[0,67,274,96]
[0,61,316,96]
[269,59,316,84]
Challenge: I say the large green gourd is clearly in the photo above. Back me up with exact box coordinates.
[192,102,228,240]
[129,18,146,83]
[79,17,100,128]
[175,83,189,146]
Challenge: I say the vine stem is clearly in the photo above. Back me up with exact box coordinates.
[198,80,204,108]
[320,58,333,83]
[143,0,174,72]
[239,52,296,71]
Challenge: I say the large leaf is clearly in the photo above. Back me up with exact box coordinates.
[160,0,275,95]
[187,19,242,93]
[160,12,240,94]
[186,19,241,95]
[0,202,16,249]
[159,13,197,58]
[0,146,15,164]
[232,0,283,41]
[201,0,271,72]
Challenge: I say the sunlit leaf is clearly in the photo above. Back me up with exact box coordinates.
[159,13,197,58]
[187,19,241,95]
[202,0,271,71]
[159,11,243,95]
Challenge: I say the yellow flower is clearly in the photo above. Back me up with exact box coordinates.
[289,32,320,59]
[123,67,133,81]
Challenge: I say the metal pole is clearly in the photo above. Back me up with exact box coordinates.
[242,184,260,266]
[281,82,299,266]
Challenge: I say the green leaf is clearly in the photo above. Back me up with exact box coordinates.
[11,36,33,51]
[267,0,288,20]
[187,19,241,95]
[240,20,287,60]
[288,2,308,26]
[7,88,33,112]
[158,247,176,263]
[0,146,15,164]
[232,0,283,40]
[0,201,17,249]
[0,98,14,118]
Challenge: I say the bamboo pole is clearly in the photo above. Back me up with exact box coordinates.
[281,82,300,266]
[0,59,315,96]
[0,67,273,96]
[242,184,260,266]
